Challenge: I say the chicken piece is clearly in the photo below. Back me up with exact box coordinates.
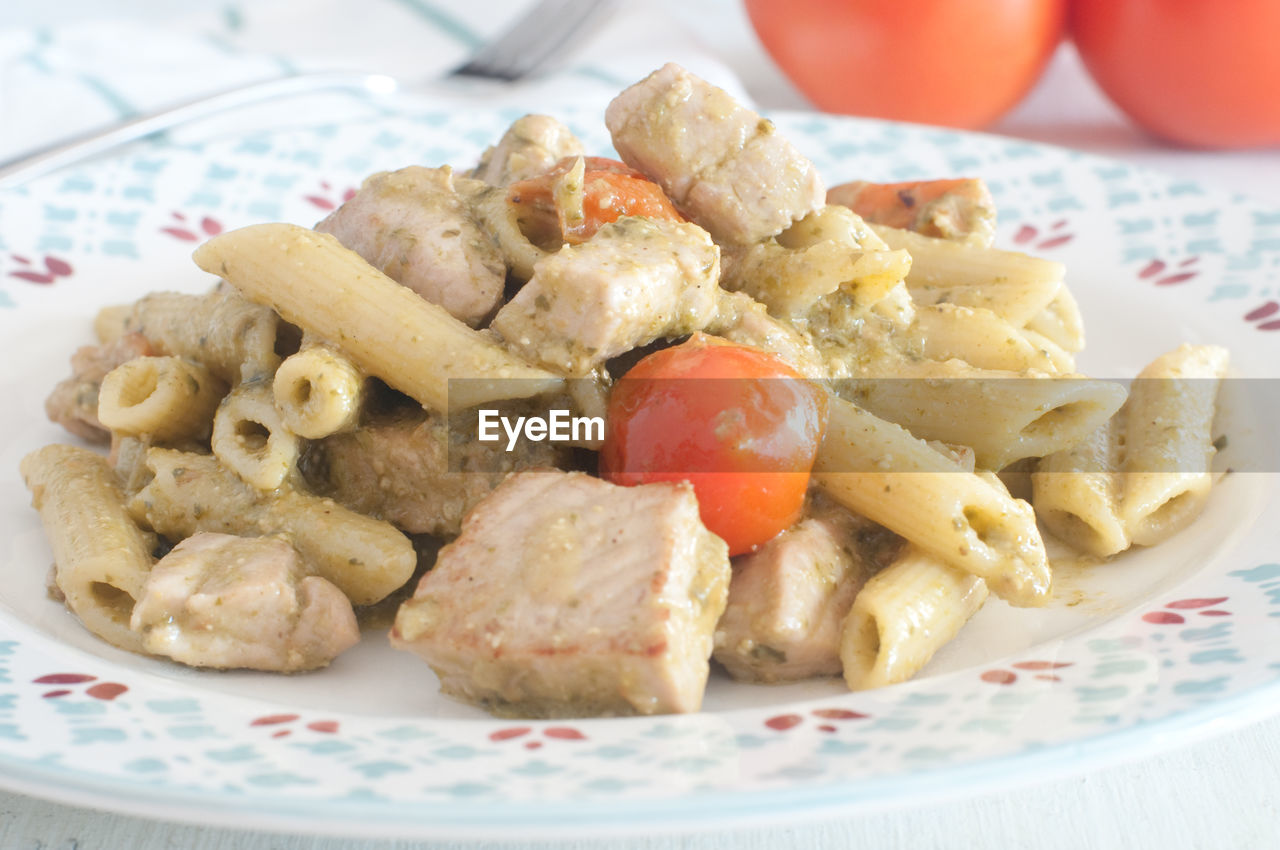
[469,114,585,186]
[827,178,997,248]
[130,532,359,672]
[605,63,824,245]
[391,470,731,717]
[299,406,569,537]
[713,496,902,683]
[490,216,720,376]
[315,165,504,326]
[45,331,154,443]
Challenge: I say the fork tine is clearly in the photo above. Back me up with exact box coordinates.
[451,0,623,81]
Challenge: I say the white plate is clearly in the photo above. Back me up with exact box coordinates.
[1,108,1278,840]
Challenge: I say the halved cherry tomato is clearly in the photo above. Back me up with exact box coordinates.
[508,156,683,244]
[600,334,828,555]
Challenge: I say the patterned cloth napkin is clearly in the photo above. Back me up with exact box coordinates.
[0,0,748,167]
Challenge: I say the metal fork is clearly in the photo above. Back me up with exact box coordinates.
[0,0,620,188]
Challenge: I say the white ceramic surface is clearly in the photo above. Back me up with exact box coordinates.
[1,107,1277,839]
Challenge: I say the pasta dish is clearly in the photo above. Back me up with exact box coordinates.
[20,64,1228,719]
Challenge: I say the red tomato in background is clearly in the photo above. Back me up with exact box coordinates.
[600,335,827,556]
[744,0,1067,129]
[1071,0,1280,148]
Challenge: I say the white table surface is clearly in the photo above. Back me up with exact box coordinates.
[2,1,1279,847]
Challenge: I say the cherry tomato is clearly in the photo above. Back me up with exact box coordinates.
[508,156,683,244]
[744,0,1066,129]
[1071,0,1280,148]
[599,334,828,555]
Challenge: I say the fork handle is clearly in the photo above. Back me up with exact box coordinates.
[0,71,397,189]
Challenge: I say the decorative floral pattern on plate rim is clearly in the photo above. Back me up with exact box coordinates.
[0,108,1277,839]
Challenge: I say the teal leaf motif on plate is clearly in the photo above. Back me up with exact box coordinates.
[818,739,868,756]
[511,759,561,777]
[1172,677,1230,696]
[205,745,261,763]
[352,760,410,779]
[1179,622,1233,642]
[1189,648,1244,664]
[1091,659,1149,678]
[123,758,168,773]
[246,772,317,788]
[1228,563,1280,582]
[1075,686,1129,702]
[71,727,127,744]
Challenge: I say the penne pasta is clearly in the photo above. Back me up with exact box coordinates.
[93,304,133,345]
[841,545,989,690]
[97,356,226,443]
[1119,344,1229,546]
[1024,285,1086,353]
[872,223,1064,319]
[911,303,1073,373]
[129,448,415,606]
[272,339,365,439]
[193,223,563,412]
[1033,413,1130,558]
[211,378,301,491]
[840,359,1129,470]
[122,284,284,384]
[20,445,154,654]
[720,205,910,320]
[458,178,552,282]
[813,394,1051,606]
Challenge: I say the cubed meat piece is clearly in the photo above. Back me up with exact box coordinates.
[299,407,568,537]
[713,496,901,683]
[490,216,720,376]
[605,63,824,245]
[469,114,585,186]
[827,178,997,247]
[45,332,154,443]
[315,165,504,326]
[391,470,731,717]
[130,532,359,672]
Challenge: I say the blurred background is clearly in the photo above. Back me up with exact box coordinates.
[1,0,1275,196]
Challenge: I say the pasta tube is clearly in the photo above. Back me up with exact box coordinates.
[912,304,1073,374]
[211,379,301,491]
[721,206,910,319]
[129,448,415,606]
[872,222,1064,288]
[192,223,563,412]
[841,546,988,690]
[93,304,132,344]
[20,445,154,654]
[98,356,226,443]
[1025,286,1085,353]
[1119,344,1229,546]
[843,359,1128,470]
[272,340,364,439]
[872,223,1065,326]
[1032,414,1129,558]
[123,284,283,384]
[457,178,552,283]
[814,395,1051,606]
